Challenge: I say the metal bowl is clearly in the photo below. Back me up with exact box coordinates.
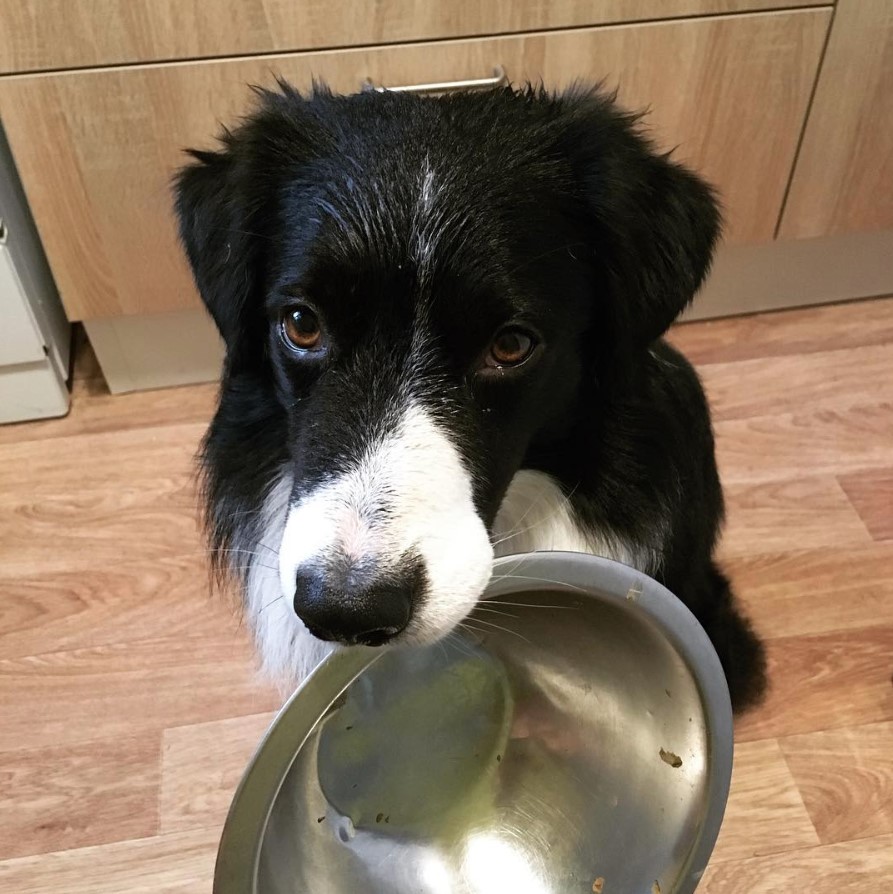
[215,552,733,894]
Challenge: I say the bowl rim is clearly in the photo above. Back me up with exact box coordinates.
[214,551,734,894]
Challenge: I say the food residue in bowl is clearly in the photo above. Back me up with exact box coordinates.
[592,877,605,893]
[659,748,683,768]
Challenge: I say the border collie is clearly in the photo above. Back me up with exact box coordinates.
[175,82,766,711]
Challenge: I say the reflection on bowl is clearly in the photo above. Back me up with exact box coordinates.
[215,552,733,894]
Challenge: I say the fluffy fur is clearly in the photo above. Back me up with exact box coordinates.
[175,82,767,711]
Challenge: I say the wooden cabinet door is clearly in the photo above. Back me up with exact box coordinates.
[0,0,826,74]
[779,0,893,240]
[0,10,830,321]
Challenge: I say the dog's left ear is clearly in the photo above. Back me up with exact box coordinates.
[174,145,256,355]
[560,91,721,347]
[174,82,325,372]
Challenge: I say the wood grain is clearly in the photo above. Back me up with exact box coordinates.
[0,737,161,860]
[0,297,891,888]
[710,739,819,863]
[160,713,276,834]
[0,11,830,320]
[701,833,893,894]
[0,422,203,501]
[779,0,893,239]
[0,557,230,660]
[0,827,220,894]
[0,0,827,74]
[734,626,893,743]
[0,453,204,579]
[0,380,216,446]
[780,722,893,845]
[0,493,203,577]
[720,476,873,558]
[698,345,893,422]
[669,295,893,365]
[839,469,893,542]
[724,545,893,639]
[715,404,893,485]
[0,636,279,752]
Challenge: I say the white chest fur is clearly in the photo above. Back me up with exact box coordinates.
[491,469,655,573]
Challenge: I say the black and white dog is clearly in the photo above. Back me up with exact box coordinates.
[175,82,766,711]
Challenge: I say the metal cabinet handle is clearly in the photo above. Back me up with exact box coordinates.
[362,65,508,95]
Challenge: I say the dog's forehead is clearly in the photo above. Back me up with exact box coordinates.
[293,102,566,256]
[307,156,503,256]
[268,100,585,348]
[276,166,514,325]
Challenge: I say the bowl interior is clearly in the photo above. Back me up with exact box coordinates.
[218,554,732,894]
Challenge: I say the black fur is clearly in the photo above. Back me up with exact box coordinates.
[175,82,766,711]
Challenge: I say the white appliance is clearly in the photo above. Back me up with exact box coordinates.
[0,126,70,423]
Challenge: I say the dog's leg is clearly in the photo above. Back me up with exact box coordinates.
[692,563,768,713]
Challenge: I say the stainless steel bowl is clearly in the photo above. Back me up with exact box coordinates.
[215,552,733,894]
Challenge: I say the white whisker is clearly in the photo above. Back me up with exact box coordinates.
[483,599,579,611]
[466,615,530,643]
[489,573,590,594]
[259,594,286,614]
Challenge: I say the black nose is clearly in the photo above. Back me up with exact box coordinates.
[292,560,419,647]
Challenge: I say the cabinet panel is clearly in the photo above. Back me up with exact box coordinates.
[0,11,830,319]
[0,0,827,74]
[779,0,893,239]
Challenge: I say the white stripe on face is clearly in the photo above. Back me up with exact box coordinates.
[278,405,493,644]
[242,475,335,688]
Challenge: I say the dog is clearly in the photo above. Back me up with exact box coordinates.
[174,81,767,711]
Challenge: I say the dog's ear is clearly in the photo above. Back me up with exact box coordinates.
[174,145,255,354]
[173,83,324,368]
[560,91,721,347]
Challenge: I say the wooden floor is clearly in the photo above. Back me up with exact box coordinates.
[1,298,891,892]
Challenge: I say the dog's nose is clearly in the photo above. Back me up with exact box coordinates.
[292,564,415,647]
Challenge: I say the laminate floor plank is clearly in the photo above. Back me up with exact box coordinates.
[669,296,893,364]
[2,297,890,889]
[779,722,893,845]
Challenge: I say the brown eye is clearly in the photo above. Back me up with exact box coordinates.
[280,306,323,352]
[486,328,536,369]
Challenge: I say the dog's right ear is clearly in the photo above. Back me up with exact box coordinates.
[174,145,256,355]
[555,88,721,349]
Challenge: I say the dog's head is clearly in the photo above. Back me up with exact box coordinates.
[175,83,719,654]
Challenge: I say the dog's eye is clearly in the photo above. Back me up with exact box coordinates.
[485,327,536,369]
[280,306,324,352]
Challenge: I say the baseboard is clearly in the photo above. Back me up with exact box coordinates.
[85,310,224,394]
[85,230,893,393]
[684,229,893,321]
